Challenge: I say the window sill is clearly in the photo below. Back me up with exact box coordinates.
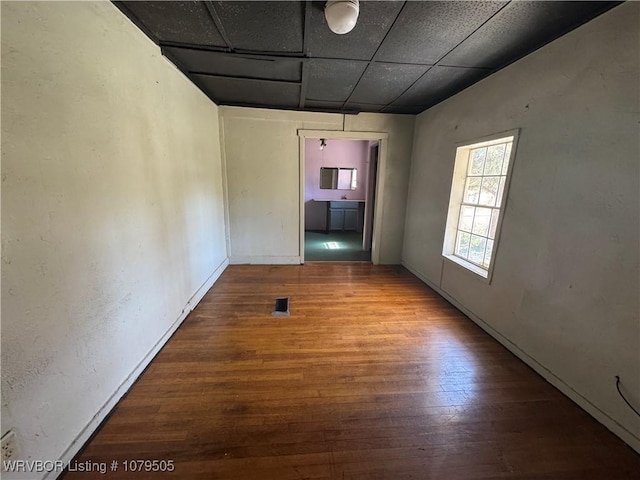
[442,254,492,283]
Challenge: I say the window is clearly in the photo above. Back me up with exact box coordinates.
[442,130,519,281]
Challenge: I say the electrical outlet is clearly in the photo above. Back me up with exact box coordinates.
[1,430,18,463]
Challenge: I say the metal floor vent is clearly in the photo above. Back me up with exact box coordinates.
[273,297,290,316]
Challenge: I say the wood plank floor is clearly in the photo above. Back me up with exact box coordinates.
[63,264,640,479]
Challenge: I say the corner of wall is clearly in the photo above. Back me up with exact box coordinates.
[217,108,232,261]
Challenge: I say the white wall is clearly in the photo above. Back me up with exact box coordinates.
[220,107,414,264]
[402,3,639,451]
[1,2,228,477]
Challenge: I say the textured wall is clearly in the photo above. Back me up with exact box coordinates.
[1,2,228,476]
[402,3,639,451]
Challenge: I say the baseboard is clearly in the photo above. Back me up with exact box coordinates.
[182,259,229,313]
[230,255,301,265]
[48,258,230,480]
[402,260,640,455]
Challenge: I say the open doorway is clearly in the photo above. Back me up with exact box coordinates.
[298,131,386,263]
[303,137,371,261]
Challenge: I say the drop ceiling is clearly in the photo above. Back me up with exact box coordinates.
[114,1,620,115]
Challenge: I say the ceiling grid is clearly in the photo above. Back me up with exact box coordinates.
[113,0,620,115]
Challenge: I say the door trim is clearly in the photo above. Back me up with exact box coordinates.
[363,142,379,252]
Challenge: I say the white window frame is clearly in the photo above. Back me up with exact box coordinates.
[442,129,520,283]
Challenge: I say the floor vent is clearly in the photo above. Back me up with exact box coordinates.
[273,297,290,316]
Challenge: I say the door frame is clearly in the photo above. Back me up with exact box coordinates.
[363,142,379,252]
[297,129,389,265]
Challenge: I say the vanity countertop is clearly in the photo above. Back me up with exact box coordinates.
[313,199,364,203]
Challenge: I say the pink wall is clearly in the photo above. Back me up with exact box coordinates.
[304,138,369,230]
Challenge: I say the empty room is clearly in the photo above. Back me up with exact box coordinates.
[1,1,639,479]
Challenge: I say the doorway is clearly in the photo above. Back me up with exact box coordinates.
[298,130,388,264]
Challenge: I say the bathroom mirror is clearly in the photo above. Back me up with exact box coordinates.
[320,167,357,190]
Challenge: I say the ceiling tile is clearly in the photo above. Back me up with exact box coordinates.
[392,66,491,107]
[118,1,226,46]
[193,74,300,108]
[441,1,619,68]
[306,59,368,102]
[341,103,387,113]
[307,1,404,60]
[304,100,346,111]
[382,105,428,115]
[376,1,505,64]
[348,63,428,105]
[163,47,302,82]
[212,1,304,53]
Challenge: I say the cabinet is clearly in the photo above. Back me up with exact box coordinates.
[328,201,361,231]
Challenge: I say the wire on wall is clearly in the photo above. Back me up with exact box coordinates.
[615,376,640,417]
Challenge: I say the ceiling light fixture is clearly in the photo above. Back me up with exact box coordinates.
[320,138,327,150]
[324,0,359,35]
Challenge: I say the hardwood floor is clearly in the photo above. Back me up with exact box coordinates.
[63,264,640,479]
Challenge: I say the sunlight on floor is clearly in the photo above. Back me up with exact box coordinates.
[305,231,371,262]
